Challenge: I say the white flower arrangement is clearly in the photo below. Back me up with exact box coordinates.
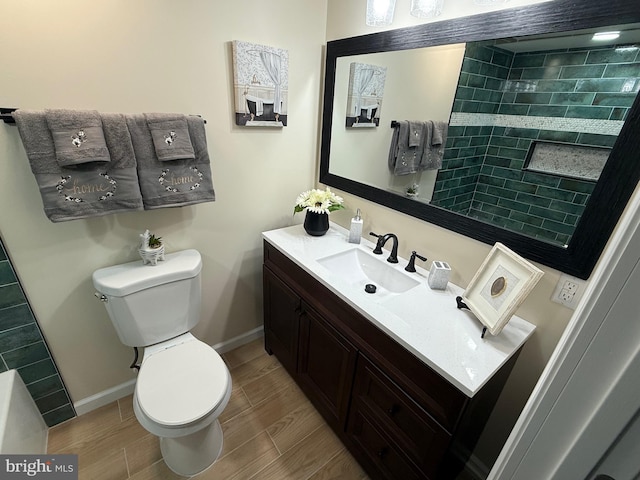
[294,187,344,215]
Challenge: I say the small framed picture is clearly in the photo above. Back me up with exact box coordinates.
[462,243,543,336]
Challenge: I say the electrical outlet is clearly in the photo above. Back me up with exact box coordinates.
[551,274,587,309]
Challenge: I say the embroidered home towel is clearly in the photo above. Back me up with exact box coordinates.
[127,114,215,209]
[12,109,143,222]
[420,120,448,170]
[144,113,195,161]
[45,109,111,166]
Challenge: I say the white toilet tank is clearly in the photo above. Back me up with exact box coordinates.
[93,249,203,347]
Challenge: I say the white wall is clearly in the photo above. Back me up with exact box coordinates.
[0,0,327,401]
[325,0,578,469]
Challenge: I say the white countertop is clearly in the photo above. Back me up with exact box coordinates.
[263,223,536,397]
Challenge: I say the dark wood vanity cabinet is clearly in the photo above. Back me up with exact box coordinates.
[263,240,520,479]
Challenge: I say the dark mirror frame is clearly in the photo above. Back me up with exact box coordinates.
[320,0,640,279]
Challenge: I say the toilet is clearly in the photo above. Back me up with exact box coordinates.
[92,249,231,477]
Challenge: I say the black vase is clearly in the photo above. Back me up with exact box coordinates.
[303,211,329,236]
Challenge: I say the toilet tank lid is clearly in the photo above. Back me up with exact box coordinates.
[93,249,202,297]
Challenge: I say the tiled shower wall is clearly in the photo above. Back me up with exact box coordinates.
[0,236,75,426]
[432,42,639,245]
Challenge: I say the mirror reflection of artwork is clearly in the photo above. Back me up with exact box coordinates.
[346,62,387,128]
[232,40,289,127]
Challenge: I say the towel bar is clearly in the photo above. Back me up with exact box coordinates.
[1,108,207,125]
[0,108,17,124]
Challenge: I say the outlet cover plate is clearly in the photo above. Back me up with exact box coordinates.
[551,273,587,309]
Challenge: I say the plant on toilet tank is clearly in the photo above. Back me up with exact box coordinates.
[139,229,165,265]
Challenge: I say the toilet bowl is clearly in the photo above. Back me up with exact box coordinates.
[133,333,231,476]
[92,249,232,477]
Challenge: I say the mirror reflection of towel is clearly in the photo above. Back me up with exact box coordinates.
[420,121,448,170]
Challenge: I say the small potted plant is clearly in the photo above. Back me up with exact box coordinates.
[405,183,419,198]
[294,187,344,236]
[139,230,165,265]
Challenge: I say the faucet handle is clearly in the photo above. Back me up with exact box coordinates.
[369,232,384,254]
[405,251,427,272]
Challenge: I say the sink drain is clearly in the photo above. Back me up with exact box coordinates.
[365,284,377,294]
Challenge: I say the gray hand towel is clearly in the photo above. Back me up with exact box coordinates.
[408,121,425,147]
[144,113,195,161]
[45,109,111,166]
[420,121,448,170]
[12,110,143,222]
[127,114,215,209]
[389,120,424,176]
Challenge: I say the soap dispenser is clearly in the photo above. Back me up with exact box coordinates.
[348,209,363,244]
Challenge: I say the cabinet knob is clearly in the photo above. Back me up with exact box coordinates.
[387,404,400,415]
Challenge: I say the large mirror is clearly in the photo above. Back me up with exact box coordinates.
[320,0,640,279]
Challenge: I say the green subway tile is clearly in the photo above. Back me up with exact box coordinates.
[456,86,475,100]
[461,58,483,75]
[467,44,494,63]
[521,66,561,80]
[515,92,553,104]
[517,138,535,150]
[536,186,576,202]
[577,133,617,147]
[491,49,514,68]
[505,179,538,194]
[18,358,58,384]
[593,92,638,107]
[477,102,500,114]
[535,79,577,92]
[536,130,579,143]
[0,284,26,310]
[565,105,613,119]
[544,51,588,66]
[503,127,539,139]
[448,126,466,136]
[522,171,561,187]
[501,92,517,103]
[0,324,43,354]
[463,125,484,136]
[508,68,524,80]
[491,186,518,201]
[484,156,511,168]
[459,100,480,113]
[0,363,6,374]
[35,389,71,415]
[492,166,522,181]
[549,199,586,215]
[542,218,576,235]
[516,192,552,208]
[575,78,628,93]
[586,49,639,64]
[485,77,504,90]
[478,175,506,188]
[3,341,49,369]
[550,92,596,105]
[0,242,6,262]
[490,136,519,148]
[0,304,35,331]
[467,74,486,88]
[512,54,546,69]
[489,90,503,103]
[480,62,509,79]
[43,405,76,427]
[574,192,591,205]
[528,105,568,117]
[497,197,530,213]
[497,147,527,160]
[560,64,606,79]
[452,100,464,113]
[27,374,65,400]
[558,178,597,194]
[451,137,472,148]
[603,62,640,78]
[609,107,629,121]
[0,261,17,285]
[457,72,470,87]
[478,203,511,217]
[472,89,493,102]
[458,147,477,157]
[498,104,530,115]
[510,211,544,227]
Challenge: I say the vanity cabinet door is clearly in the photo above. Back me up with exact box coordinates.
[263,266,301,375]
[297,302,357,431]
[348,354,451,479]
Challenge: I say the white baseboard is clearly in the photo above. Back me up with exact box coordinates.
[73,327,264,416]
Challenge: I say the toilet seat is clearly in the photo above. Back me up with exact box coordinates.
[135,338,229,428]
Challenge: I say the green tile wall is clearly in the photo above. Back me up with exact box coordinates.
[0,237,75,426]
[434,42,639,245]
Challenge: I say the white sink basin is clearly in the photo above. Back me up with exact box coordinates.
[317,248,420,295]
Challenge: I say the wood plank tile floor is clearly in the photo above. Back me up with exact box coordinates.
[47,338,369,480]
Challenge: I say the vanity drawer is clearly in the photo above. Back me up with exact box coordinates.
[348,408,423,480]
[350,354,451,477]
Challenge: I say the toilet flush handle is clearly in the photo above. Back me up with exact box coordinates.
[94,292,108,302]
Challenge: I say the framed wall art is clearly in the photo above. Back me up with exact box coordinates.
[232,40,289,127]
[460,242,543,336]
[345,62,387,128]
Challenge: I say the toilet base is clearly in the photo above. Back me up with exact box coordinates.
[160,419,224,477]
